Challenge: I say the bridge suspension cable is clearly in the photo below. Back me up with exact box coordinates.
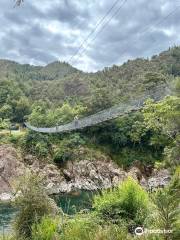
[69,0,127,64]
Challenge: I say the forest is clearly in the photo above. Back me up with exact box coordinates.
[0,46,179,240]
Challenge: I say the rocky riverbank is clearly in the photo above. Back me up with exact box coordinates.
[0,144,171,202]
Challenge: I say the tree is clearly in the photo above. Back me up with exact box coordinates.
[28,102,86,127]
[0,104,13,120]
[143,96,180,137]
[13,96,31,123]
[28,105,47,127]
[149,169,180,240]
[143,96,180,167]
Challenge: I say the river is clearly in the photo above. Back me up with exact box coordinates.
[0,190,96,234]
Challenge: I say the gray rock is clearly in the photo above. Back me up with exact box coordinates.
[0,144,172,202]
[0,145,26,195]
[0,192,13,202]
[148,169,171,191]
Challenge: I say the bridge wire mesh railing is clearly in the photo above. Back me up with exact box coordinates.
[25,85,170,133]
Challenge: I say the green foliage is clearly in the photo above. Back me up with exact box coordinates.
[31,216,60,240]
[28,102,86,127]
[113,147,161,168]
[13,173,57,239]
[0,236,18,240]
[148,168,180,240]
[85,110,165,167]
[0,80,30,123]
[0,130,24,145]
[0,45,179,240]
[13,97,31,123]
[93,177,149,226]
[27,105,47,127]
[174,77,180,97]
[164,135,180,168]
[92,224,130,240]
[20,131,52,158]
[60,215,97,240]
[0,118,10,130]
[60,215,129,240]
[0,104,13,119]
[53,133,86,165]
[0,47,179,124]
[53,148,73,166]
[143,96,180,136]
[143,96,180,169]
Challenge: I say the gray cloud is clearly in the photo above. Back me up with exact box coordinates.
[0,0,179,71]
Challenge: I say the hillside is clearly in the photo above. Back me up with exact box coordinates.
[0,60,80,80]
[0,47,179,114]
[0,45,179,163]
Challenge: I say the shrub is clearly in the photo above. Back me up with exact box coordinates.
[34,142,49,157]
[30,214,129,240]
[53,133,86,166]
[0,118,10,130]
[32,216,60,240]
[164,135,180,169]
[53,148,73,166]
[148,168,180,240]
[94,224,130,240]
[60,214,97,240]
[93,178,150,226]
[13,173,57,239]
[113,147,160,168]
[20,131,52,158]
[67,133,86,147]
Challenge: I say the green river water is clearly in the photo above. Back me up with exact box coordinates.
[0,191,96,234]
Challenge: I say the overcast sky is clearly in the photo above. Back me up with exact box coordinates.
[0,0,180,72]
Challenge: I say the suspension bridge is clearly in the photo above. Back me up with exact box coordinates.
[25,100,141,133]
[25,86,169,134]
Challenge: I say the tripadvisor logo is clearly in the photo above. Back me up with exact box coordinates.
[134,227,173,236]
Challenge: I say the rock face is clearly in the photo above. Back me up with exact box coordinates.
[0,145,26,197]
[44,160,127,194]
[0,144,172,201]
[0,145,127,199]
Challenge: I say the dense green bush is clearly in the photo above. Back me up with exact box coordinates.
[13,174,57,239]
[32,216,60,240]
[147,168,180,240]
[53,133,86,165]
[93,224,130,240]
[60,215,97,240]
[113,147,161,168]
[0,118,10,130]
[53,148,73,166]
[93,178,150,226]
[20,131,52,158]
[30,214,130,240]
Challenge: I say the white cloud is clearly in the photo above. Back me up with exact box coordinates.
[0,0,179,71]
